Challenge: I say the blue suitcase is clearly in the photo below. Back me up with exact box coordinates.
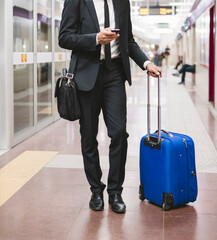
[139,73,198,211]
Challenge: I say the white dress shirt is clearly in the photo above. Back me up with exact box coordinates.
[93,0,120,60]
[93,0,150,68]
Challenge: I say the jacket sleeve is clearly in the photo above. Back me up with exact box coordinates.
[127,1,149,70]
[58,0,97,51]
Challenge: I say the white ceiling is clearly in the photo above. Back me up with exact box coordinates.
[130,0,196,43]
[130,0,183,7]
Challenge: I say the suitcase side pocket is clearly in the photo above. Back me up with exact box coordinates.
[185,138,198,202]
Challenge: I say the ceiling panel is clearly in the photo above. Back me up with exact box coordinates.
[148,0,181,6]
[131,0,185,7]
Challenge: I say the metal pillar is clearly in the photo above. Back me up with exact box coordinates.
[209,5,215,103]
[0,0,13,150]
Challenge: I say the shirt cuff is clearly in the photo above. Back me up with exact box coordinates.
[143,60,151,70]
[96,33,99,45]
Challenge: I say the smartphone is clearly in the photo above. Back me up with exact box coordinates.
[111,29,120,34]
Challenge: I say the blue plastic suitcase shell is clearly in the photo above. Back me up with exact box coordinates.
[139,131,198,210]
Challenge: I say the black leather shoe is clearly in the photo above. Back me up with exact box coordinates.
[178,81,185,85]
[172,73,180,77]
[89,192,104,211]
[109,194,126,214]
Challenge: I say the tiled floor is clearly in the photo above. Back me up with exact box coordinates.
[186,83,217,150]
[0,66,217,240]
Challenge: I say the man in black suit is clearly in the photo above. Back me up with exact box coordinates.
[59,0,161,214]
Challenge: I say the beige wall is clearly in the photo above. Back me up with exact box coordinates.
[182,27,196,65]
[195,65,209,101]
[176,13,210,101]
[176,25,197,85]
[160,33,178,66]
[195,15,209,101]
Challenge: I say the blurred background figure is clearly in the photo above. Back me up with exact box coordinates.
[164,45,170,67]
[154,45,163,67]
[173,64,196,84]
[153,46,158,66]
[174,56,183,70]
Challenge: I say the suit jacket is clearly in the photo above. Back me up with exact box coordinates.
[59,0,149,91]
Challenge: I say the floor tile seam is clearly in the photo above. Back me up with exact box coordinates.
[63,192,91,240]
[0,155,59,179]
[163,212,217,217]
[62,210,84,240]
[0,150,9,157]
[0,151,58,207]
[45,166,83,170]
[45,166,139,173]
[51,153,140,158]
[122,186,140,189]
[32,183,89,187]
[197,189,217,192]
[0,150,56,170]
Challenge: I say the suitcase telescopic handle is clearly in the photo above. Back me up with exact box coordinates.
[147,71,161,144]
[154,129,173,137]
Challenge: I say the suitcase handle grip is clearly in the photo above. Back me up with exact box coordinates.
[154,130,173,137]
[147,71,161,144]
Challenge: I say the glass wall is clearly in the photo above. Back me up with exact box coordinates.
[13,0,34,134]
[37,63,52,121]
[54,0,67,115]
[13,0,67,144]
[13,0,34,52]
[55,0,64,52]
[37,0,53,123]
[54,61,66,114]
[14,64,34,133]
[37,0,52,52]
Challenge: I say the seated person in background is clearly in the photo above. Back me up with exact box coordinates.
[174,56,183,70]
[172,64,196,85]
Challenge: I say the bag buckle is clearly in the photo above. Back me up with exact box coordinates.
[65,73,74,87]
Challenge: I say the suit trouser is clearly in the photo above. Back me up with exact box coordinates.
[78,58,128,195]
[179,64,196,83]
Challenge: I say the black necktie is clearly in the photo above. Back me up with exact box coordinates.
[104,0,111,66]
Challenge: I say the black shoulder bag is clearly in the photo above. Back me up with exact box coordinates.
[55,0,84,121]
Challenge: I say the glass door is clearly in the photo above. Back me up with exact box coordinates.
[37,0,53,124]
[54,0,67,118]
[12,0,66,146]
[13,0,34,135]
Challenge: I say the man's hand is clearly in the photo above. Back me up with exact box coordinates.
[146,63,162,77]
[97,28,119,45]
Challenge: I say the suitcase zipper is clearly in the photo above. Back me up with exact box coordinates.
[183,138,190,202]
[183,138,188,149]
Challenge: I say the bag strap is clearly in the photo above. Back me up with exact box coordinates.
[69,0,84,73]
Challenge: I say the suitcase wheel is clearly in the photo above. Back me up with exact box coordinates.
[139,184,145,201]
[162,202,171,211]
[162,193,174,211]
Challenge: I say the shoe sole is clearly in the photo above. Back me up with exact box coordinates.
[90,207,104,211]
[111,207,126,214]
[89,205,104,211]
[108,202,126,214]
